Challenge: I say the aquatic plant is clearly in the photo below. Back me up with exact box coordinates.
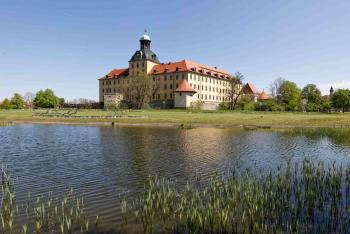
[121,160,350,233]
[0,168,95,233]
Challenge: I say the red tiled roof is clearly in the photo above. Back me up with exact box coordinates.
[175,79,197,93]
[258,90,271,100]
[99,68,129,80]
[245,83,259,94]
[150,59,231,79]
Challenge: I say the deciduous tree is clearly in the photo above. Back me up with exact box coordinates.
[277,80,301,111]
[10,93,26,109]
[227,72,244,110]
[33,89,60,108]
[301,84,323,111]
[331,89,350,112]
[129,74,160,109]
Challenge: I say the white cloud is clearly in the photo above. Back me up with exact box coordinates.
[317,80,350,95]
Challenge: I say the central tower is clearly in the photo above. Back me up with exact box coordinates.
[129,30,160,75]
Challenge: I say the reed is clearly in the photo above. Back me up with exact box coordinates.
[121,159,350,233]
[0,168,95,233]
[0,121,13,127]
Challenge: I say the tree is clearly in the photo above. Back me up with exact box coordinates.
[0,98,13,109]
[33,89,60,108]
[269,77,285,99]
[331,89,350,112]
[10,93,25,109]
[227,72,244,110]
[129,74,160,109]
[301,84,323,112]
[277,80,301,111]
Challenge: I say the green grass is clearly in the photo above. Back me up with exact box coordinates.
[1,109,350,127]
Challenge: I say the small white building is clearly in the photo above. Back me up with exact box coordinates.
[174,80,197,108]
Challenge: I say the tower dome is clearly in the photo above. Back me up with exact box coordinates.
[140,30,151,41]
[130,30,160,63]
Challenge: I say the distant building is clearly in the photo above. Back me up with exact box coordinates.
[242,83,260,102]
[257,90,271,101]
[98,31,242,110]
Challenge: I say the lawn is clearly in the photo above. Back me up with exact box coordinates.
[0,109,350,128]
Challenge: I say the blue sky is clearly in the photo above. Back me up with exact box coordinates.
[1,0,349,101]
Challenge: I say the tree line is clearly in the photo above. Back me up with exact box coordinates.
[0,89,64,109]
[237,77,350,112]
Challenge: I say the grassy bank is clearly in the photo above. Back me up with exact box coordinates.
[1,109,350,128]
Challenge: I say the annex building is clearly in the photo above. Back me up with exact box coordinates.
[99,31,242,110]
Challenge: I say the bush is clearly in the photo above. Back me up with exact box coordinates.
[243,101,256,111]
[255,100,281,111]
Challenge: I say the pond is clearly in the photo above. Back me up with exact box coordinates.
[1,124,350,232]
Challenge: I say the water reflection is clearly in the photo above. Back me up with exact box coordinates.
[0,124,350,230]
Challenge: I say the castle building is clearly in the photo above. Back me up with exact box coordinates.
[98,31,241,109]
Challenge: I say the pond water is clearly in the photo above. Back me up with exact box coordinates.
[1,124,350,231]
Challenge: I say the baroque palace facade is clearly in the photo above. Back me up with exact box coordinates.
[99,31,241,109]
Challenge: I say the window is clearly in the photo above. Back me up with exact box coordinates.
[164,75,167,81]
[142,62,144,67]
[164,84,167,90]
[182,74,185,80]
[170,75,172,80]
[170,84,173,89]
[176,74,178,80]
[176,84,179,88]
[170,93,173,99]
[132,64,134,68]
[114,88,116,92]
[194,84,196,89]
[102,88,104,92]
[136,63,139,68]
[114,80,116,84]
[158,94,160,99]
[164,94,167,99]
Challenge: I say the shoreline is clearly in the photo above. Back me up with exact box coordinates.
[7,119,350,129]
